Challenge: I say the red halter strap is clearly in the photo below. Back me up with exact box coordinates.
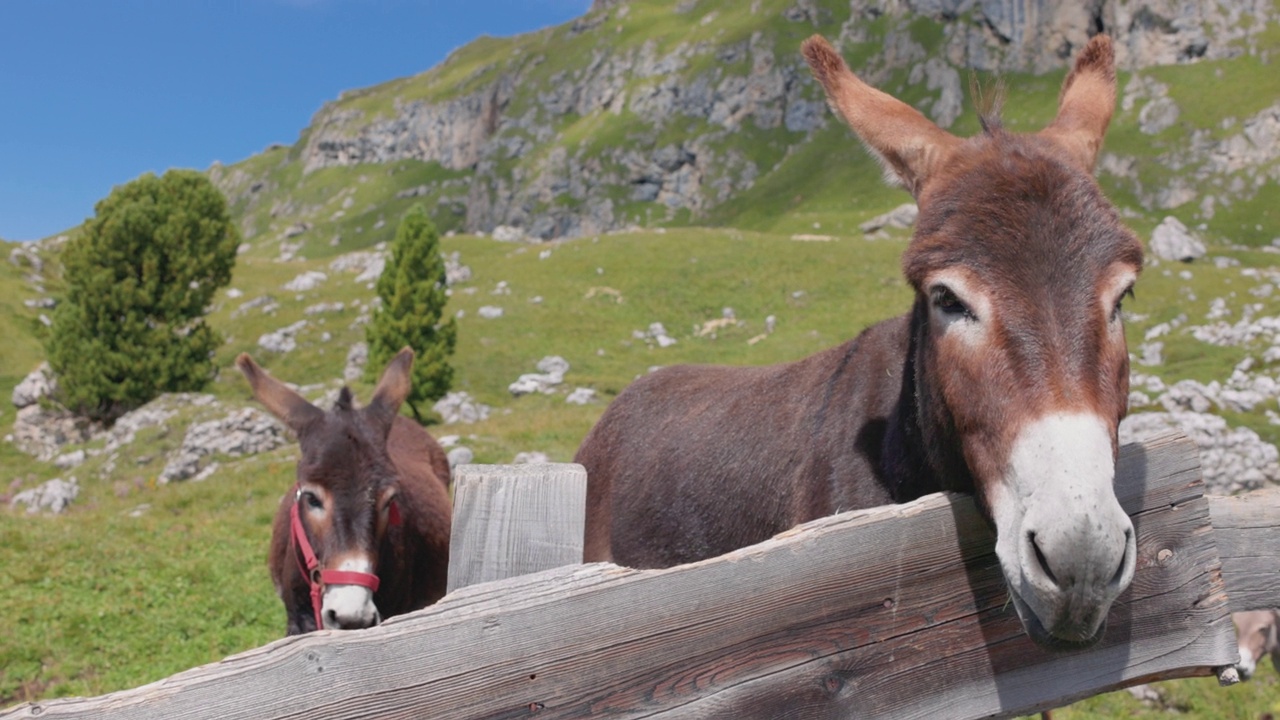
[290,486,382,631]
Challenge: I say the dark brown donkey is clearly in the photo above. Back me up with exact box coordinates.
[237,348,452,635]
[576,34,1143,649]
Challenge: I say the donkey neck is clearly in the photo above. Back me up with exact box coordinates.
[878,298,976,502]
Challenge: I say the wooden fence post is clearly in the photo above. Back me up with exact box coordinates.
[446,462,587,593]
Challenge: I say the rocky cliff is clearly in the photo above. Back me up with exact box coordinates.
[210,0,1276,253]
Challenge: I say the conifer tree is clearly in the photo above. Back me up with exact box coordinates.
[365,204,456,422]
[45,169,239,422]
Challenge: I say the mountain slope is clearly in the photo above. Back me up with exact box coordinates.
[211,0,1279,264]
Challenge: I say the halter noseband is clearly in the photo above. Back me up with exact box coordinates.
[290,485,391,631]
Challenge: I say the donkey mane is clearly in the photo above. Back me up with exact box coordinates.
[334,387,355,412]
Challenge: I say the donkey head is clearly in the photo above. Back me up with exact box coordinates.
[237,348,416,630]
[805,35,1142,647]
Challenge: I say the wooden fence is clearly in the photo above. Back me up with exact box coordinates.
[4,431,1278,719]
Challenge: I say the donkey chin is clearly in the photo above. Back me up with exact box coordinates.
[988,413,1138,648]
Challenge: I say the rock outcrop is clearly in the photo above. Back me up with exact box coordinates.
[160,408,289,483]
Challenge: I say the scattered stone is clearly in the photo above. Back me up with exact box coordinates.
[509,356,570,396]
[233,295,279,318]
[10,405,97,461]
[492,225,526,242]
[444,251,471,286]
[860,204,918,234]
[1139,96,1180,135]
[491,281,511,295]
[282,222,312,239]
[1150,216,1206,262]
[160,408,289,483]
[566,388,597,405]
[8,245,44,273]
[1126,684,1163,708]
[642,322,678,348]
[53,449,87,469]
[447,446,474,469]
[329,250,387,284]
[10,477,79,514]
[478,306,504,319]
[258,320,309,353]
[433,392,492,424]
[513,451,550,464]
[344,342,368,383]
[1121,412,1280,495]
[284,270,328,292]
[12,362,56,409]
[103,395,212,452]
[1136,341,1164,366]
[226,288,244,299]
[23,297,56,309]
[304,301,345,315]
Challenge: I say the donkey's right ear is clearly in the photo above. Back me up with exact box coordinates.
[802,35,961,198]
[235,353,323,433]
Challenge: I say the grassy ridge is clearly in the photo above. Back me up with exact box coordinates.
[5,224,1280,717]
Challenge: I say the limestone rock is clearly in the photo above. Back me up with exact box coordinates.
[258,320,309,354]
[447,446,475,469]
[1150,216,1206,262]
[566,388,597,405]
[11,405,97,461]
[860,204,918,234]
[433,392,492,424]
[1121,411,1280,495]
[12,362,55,409]
[283,270,327,292]
[10,477,79,514]
[509,356,570,396]
[160,408,289,483]
[344,342,368,383]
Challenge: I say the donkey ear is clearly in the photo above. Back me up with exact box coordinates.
[1039,34,1116,173]
[368,347,415,418]
[802,34,961,198]
[235,353,323,433]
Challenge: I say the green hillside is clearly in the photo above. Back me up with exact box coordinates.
[4,0,1280,715]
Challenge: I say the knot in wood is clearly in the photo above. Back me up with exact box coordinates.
[1157,549,1173,565]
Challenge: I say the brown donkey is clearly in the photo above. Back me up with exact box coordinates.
[576,34,1142,648]
[238,348,452,635]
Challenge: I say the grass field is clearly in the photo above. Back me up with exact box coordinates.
[4,221,1280,716]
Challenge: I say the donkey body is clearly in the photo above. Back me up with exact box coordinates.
[239,349,452,635]
[577,35,1142,648]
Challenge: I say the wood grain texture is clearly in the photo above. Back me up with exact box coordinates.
[3,433,1246,720]
[1209,487,1280,613]
[447,463,587,593]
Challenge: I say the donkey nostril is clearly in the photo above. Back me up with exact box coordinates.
[1029,532,1060,587]
[325,609,339,626]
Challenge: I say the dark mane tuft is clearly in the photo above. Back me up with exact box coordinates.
[968,73,1006,135]
[335,387,354,411]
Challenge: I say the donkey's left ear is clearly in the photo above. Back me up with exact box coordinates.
[368,347,415,422]
[1039,34,1116,173]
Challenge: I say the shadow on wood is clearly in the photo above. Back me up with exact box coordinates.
[5,432,1262,720]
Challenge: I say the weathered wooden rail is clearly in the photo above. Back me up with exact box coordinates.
[5,432,1278,719]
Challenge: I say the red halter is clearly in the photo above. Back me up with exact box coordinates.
[289,485,387,631]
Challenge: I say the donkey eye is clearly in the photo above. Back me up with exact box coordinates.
[301,491,324,511]
[930,285,976,321]
[1111,286,1135,322]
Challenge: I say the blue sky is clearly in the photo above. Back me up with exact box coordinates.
[0,0,591,241]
